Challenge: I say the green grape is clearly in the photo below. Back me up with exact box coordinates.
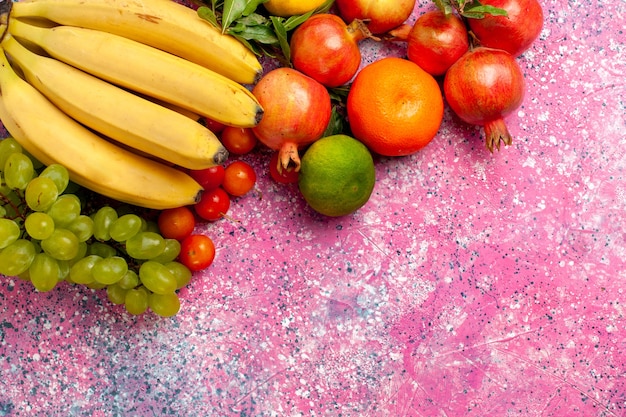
[46,194,81,228]
[88,242,117,258]
[4,152,34,190]
[68,254,101,284]
[107,283,128,305]
[149,292,181,317]
[164,261,193,289]
[25,177,58,211]
[24,212,55,240]
[0,138,22,168]
[92,206,118,241]
[57,260,70,281]
[139,261,177,294]
[125,231,166,260]
[0,218,21,249]
[41,228,80,260]
[125,286,149,315]
[0,239,36,276]
[0,206,7,217]
[92,256,128,285]
[69,241,88,266]
[30,239,42,255]
[17,269,31,281]
[86,281,107,290]
[109,213,142,242]
[117,269,140,290]
[39,164,69,194]
[29,253,60,292]
[150,239,181,264]
[67,215,94,242]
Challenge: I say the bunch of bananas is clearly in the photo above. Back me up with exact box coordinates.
[0,0,264,209]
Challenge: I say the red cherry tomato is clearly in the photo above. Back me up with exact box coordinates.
[157,206,196,241]
[179,234,215,271]
[204,118,226,135]
[220,127,258,155]
[194,187,230,221]
[189,165,225,191]
[222,160,256,197]
[269,151,299,184]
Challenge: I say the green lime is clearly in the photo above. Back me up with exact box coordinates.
[298,134,376,217]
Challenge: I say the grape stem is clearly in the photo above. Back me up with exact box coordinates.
[0,188,27,221]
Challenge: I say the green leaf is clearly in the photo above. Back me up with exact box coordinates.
[322,106,348,137]
[462,3,508,18]
[236,12,270,26]
[282,10,315,31]
[228,23,279,45]
[314,0,336,14]
[197,6,220,29]
[280,0,335,31]
[433,0,455,15]
[222,0,269,30]
[270,16,291,63]
[328,86,350,102]
[222,0,244,31]
[242,0,268,16]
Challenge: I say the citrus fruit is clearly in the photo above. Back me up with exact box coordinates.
[298,134,376,217]
[264,0,327,17]
[346,57,444,156]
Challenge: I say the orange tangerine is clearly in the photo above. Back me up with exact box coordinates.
[346,57,444,156]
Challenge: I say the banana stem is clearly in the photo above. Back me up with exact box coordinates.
[0,0,11,42]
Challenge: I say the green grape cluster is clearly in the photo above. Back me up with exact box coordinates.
[0,138,192,317]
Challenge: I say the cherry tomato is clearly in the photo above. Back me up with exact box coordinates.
[157,206,196,241]
[222,160,256,197]
[269,151,299,184]
[194,187,230,221]
[220,127,258,155]
[189,165,225,191]
[204,118,226,135]
[179,234,215,271]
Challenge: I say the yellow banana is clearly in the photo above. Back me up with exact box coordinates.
[10,0,263,84]
[7,18,264,128]
[1,33,227,170]
[0,46,204,210]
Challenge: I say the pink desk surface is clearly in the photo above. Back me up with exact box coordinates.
[1,0,625,416]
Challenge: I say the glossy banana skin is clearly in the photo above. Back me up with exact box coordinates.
[7,18,263,128]
[0,46,205,210]
[1,33,228,170]
[10,0,263,84]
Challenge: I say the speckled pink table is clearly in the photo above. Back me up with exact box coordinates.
[1,0,625,415]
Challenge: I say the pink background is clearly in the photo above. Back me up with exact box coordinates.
[1,0,625,415]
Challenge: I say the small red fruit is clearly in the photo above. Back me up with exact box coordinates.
[222,160,256,197]
[290,14,373,88]
[194,187,231,221]
[252,68,331,173]
[220,127,258,155]
[335,0,416,34]
[158,206,196,241]
[179,234,215,271]
[443,47,525,152]
[407,10,469,76]
[269,151,299,184]
[189,165,225,191]
[467,0,544,57]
